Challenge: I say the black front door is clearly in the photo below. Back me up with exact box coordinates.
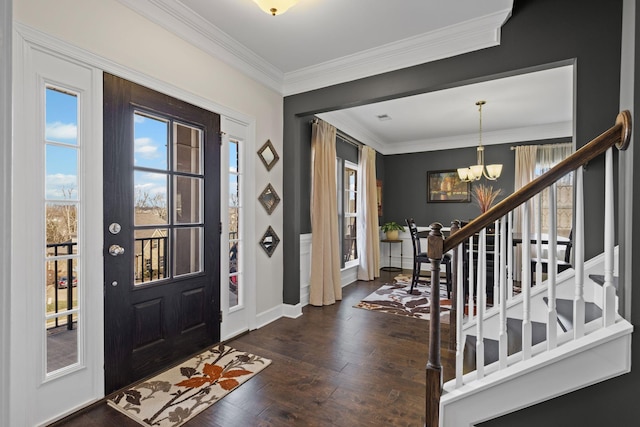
[103,73,221,393]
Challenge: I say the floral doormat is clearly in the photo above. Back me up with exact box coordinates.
[354,275,452,321]
[108,345,271,427]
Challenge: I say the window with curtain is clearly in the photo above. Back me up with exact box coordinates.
[336,157,359,267]
[535,143,573,238]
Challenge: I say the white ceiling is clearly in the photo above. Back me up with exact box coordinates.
[118,0,574,153]
[319,65,574,154]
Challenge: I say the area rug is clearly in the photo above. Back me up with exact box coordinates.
[108,345,271,427]
[354,276,452,321]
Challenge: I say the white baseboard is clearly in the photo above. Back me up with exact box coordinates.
[283,303,303,319]
[255,304,286,329]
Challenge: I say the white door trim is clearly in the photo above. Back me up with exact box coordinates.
[12,32,104,426]
[221,116,257,339]
[0,1,12,426]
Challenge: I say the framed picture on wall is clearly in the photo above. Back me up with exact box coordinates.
[427,169,471,203]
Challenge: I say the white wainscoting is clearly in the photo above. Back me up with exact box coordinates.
[298,233,358,307]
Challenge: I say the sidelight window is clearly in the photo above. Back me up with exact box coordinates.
[44,86,80,374]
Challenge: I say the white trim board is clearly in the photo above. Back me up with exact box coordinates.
[0,1,12,426]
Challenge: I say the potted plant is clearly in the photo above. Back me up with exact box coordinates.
[380,221,405,240]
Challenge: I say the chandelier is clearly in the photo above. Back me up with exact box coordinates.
[457,100,503,182]
[253,0,299,16]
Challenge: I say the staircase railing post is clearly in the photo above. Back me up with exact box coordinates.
[426,222,444,427]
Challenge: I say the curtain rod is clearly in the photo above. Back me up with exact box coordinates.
[310,117,363,148]
[510,142,573,150]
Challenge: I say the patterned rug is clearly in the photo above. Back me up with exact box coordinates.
[354,274,452,321]
[108,345,271,427]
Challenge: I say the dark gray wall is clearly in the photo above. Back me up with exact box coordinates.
[282,0,639,425]
[381,138,569,228]
[283,0,622,301]
[382,144,514,227]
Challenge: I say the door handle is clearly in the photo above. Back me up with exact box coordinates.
[109,244,125,256]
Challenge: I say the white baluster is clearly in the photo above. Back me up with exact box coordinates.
[535,193,543,286]
[574,167,585,339]
[522,201,532,360]
[456,243,464,388]
[603,147,616,327]
[476,228,486,379]
[547,183,558,350]
[499,215,508,369]
[493,220,500,301]
[468,235,475,321]
[508,210,514,300]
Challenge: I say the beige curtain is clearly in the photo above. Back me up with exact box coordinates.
[514,145,537,280]
[357,146,380,280]
[309,120,342,306]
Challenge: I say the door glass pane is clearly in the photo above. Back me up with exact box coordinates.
[134,171,168,225]
[44,85,81,376]
[46,259,78,315]
[46,203,78,256]
[174,123,201,174]
[229,175,239,207]
[228,139,241,309]
[174,227,202,276]
[229,140,238,173]
[46,145,78,200]
[46,315,78,373]
[134,112,168,170]
[174,176,202,224]
[229,207,239,239]
[134,229,169,285]
[45,87,77,145]
[229,241,239,307]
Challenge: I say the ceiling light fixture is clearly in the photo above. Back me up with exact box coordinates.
[253,0,299,16]
[457,100,503,182]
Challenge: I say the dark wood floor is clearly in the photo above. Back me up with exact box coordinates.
[52,270,455,427]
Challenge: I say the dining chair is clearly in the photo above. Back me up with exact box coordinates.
[531,229,573,284]
[405,218,452,297]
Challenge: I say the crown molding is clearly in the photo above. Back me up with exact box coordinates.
[116,0,512,96]
[383,122,573,155]
[319,109,571,155]
[283,9,512,95]
[116,0,284,93]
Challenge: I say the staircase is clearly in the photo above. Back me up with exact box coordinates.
[422,111,634,427]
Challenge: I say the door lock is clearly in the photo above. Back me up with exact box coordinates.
[109,244,125,256]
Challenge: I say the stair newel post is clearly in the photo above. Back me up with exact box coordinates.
[574,166,585,339]
[547,183,558,350]
[449,220,460,350]
[499,215,508,369]
[426,222,444,427]
[522,200,532,360]
[603,147,616,326]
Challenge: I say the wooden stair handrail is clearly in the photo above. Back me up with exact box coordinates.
[443,110,632,252]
